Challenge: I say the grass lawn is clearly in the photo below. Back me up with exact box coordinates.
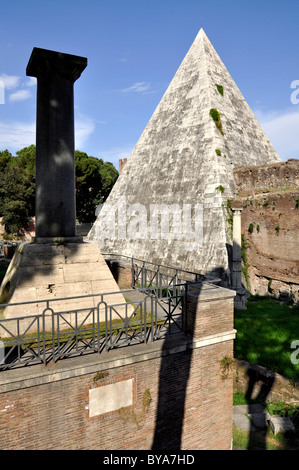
[234,296,299,381]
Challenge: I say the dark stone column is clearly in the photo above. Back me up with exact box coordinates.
[26,48,87,241]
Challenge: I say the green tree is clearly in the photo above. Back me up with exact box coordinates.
[100,161,119,201]
[0,149,12,171]
[0,164,33,233]
[0,145,118,232]
[75,151,118,223]
[15,144,36,176]
[0,146,35,234]
[75,151,102,223]
[12,145,36,216]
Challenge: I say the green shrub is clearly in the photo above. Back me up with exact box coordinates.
[215,185,225,193]
[226,199,233,240]
[209,108,224,135]
[248,223,254,234]
[241,234,250,290]
[216,84,224,96]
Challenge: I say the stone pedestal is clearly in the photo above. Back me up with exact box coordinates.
[0,242,133,335]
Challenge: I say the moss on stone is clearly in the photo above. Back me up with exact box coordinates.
[216,84,224,96]
[209,108,224,135]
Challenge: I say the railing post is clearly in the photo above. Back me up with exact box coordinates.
[51,305,57,363]
[150,296,154,343]
[183,282,189,333]
[131,258,135,288]
[41,310,46,365]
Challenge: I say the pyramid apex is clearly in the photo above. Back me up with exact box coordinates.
[196,27,208,40]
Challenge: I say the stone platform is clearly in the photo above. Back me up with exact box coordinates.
[0,241,132,335]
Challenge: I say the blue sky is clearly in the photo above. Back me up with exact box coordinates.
[0,0,298,167]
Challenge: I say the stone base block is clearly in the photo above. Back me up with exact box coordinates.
[268,416,295,435]
[0,241,133,336]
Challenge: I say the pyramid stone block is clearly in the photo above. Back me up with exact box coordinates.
[89,29,281,281]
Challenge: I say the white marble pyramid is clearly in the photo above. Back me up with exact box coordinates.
[88,28,280,282]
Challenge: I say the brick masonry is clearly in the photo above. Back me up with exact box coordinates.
[0,284,236,450]
[233,159,299,302]
[104,258,133,290]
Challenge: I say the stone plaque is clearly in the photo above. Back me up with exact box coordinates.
[89,379,133,417]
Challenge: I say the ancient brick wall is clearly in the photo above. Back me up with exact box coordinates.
[233,159,299,196]
[105,258,133,290]
[233,159,299,302]
[0,285,236,450]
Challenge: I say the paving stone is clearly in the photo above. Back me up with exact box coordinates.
[268,416,295,435]
[233,405,271,430]
[233,412,252,431]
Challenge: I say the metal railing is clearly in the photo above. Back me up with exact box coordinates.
[0,254,217,371]
[103,252,217,288]
[0,284,188,371]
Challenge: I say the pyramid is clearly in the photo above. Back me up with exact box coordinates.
[88,28,280,282]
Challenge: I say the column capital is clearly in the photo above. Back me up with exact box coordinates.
[231,205,243,213]
[26,47,87,82]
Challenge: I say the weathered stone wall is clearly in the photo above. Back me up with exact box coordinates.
[0,284,236,450]
[234,159,299,196]
[234,359,299,403]
[233,159,299,302]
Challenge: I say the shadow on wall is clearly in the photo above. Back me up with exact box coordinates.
[151,269,226,450]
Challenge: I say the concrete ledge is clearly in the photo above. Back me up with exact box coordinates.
[192,329,237,349]
[188,282,236,302]
[0,329,236,394]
